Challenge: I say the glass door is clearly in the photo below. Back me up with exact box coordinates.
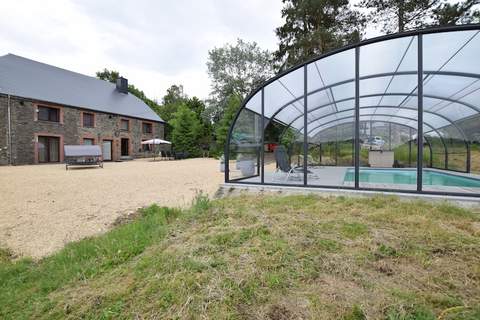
[38,136,60,163]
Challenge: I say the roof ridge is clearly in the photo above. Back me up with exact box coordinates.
[0,53,164,122]
[2,53,116,86]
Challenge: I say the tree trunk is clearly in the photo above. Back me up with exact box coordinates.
[398,5,405,32]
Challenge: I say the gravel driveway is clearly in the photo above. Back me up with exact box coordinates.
[0,158,223,258]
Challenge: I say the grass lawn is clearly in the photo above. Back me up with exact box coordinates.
[1,194,479,319]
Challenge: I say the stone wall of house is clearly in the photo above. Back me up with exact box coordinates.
[0,95,164,165]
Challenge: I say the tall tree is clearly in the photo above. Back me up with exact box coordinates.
[158,84,187,123]
[274,0,364,70]
[158,85,212,148]
[170,104,202,157]
[96,69,120,83]
[359,0,479,33]
[162,84,187,106]
[431,0,480,26]
[206,39,274,123]
[186,97,213,151]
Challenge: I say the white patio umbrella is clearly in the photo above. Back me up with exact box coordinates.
[141,138,172,160]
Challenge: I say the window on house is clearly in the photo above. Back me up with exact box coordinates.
[83,138,94,145]
[143,122,152,134]
[120,119,129,131]
[83,112,94,127]
[38,106,59,122]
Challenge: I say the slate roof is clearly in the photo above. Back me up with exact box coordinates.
[0,54,163,122]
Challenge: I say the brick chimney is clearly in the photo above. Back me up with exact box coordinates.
[116,77,128,94]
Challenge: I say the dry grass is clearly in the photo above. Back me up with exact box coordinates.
[1,194,479,319]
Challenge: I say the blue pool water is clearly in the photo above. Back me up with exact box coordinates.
[344,168,480,188]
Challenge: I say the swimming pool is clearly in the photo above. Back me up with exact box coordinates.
[344,168,480,188]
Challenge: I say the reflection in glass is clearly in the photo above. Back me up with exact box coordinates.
[228,109,262,181]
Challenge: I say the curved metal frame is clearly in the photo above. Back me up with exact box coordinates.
[277,103,467,170]
[225,24,480,197]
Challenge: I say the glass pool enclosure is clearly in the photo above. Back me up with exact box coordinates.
[225,25,480,197]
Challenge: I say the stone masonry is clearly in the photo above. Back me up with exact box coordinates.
[0,94,164,165]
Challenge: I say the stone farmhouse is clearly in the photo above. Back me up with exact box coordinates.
[0,54,164,165]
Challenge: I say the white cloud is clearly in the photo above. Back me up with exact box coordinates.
[0,0,284,101]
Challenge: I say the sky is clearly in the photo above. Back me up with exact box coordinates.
[0,0,285,102]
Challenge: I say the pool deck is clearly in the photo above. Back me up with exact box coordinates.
[231,166,480,195]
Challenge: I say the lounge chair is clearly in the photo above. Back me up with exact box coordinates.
[64,145,103,170]
[160,150,167,160]
[274,145,314,182]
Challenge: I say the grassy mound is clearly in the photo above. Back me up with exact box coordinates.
[1,194,479,319]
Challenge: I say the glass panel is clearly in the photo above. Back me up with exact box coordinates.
[245,91,262,115]
[49,137,59,162]
[423,30,480,195]
[359,36,418,191]
[227,109,261,181]
[307,49,355,187]
[331,82,355,101]
[307,89,333,113]
[458,114,480,175]
[263,109,305,184]
[456,84,480,107]
[273,103,303,125]
[424,30,480,75]
[263,68,305,185]
[302,49,355,187]
[264,68,304,118]
[360,36,417,76]
[38,137,47,163]
[425,132,445,169]
[263,122,304,185]
[311,49,355,87]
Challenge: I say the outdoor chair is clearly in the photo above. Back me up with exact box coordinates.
[174,151,187,160]
[160,150,167,160]
[274,145,316,182]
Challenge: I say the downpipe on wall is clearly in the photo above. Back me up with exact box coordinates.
[7,94,12,165]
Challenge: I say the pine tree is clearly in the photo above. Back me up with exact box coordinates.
[274,0,364,70]
[360,0,480,33]
[170,105,202,157]
[431,0,480,25]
